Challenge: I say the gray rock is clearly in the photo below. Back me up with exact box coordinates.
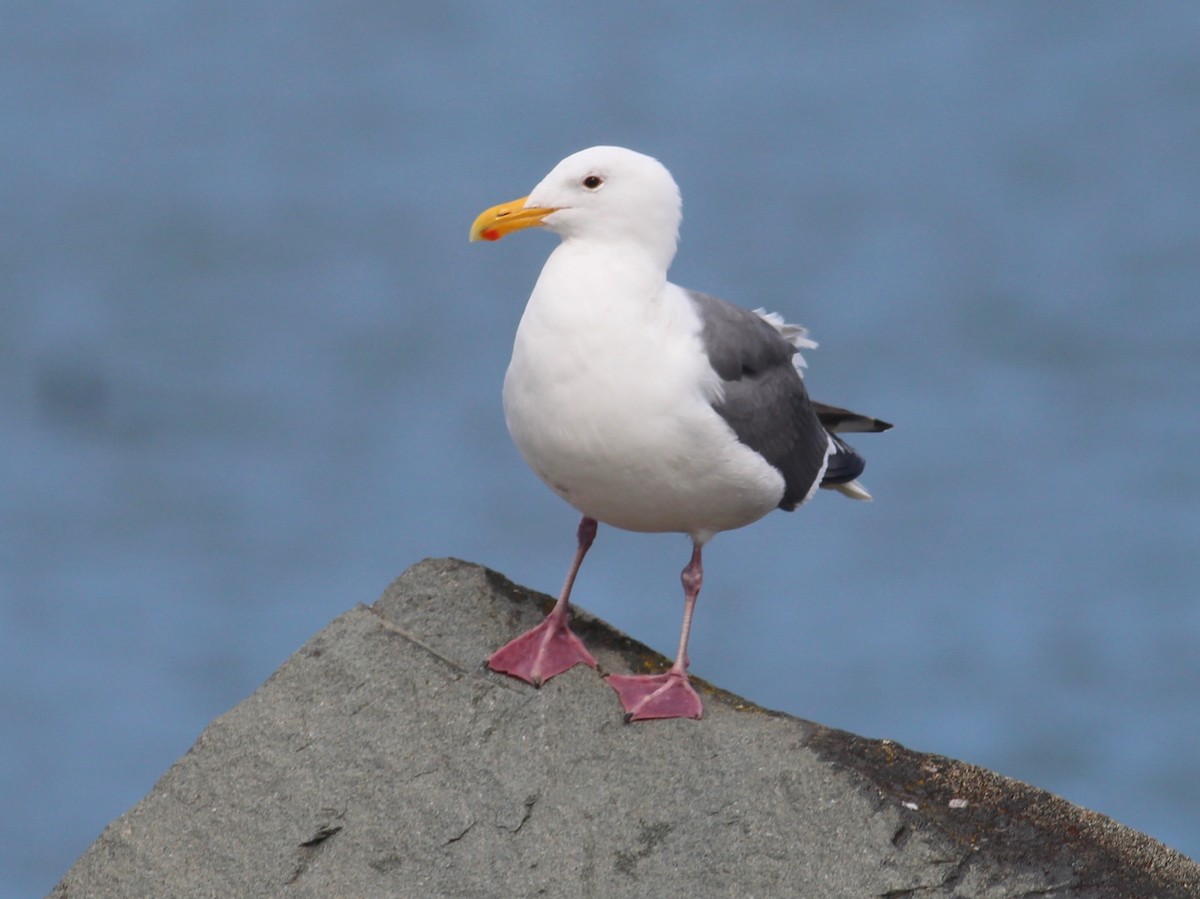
[52,558,1200,898]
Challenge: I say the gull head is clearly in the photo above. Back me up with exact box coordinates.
[471,146,682,265]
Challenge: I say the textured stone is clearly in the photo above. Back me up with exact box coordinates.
[52,558,1200,898]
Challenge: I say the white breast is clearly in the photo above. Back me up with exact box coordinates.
[502,244,785,542]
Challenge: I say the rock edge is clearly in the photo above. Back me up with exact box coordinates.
[52,558,1200,898]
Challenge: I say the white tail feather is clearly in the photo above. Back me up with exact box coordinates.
[829,479,873,501]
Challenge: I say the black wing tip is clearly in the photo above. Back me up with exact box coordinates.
[811,401,894,434]
[821,436,867,485]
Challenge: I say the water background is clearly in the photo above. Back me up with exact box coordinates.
[3,3,1198,894]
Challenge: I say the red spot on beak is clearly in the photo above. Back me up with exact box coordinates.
[482,228,500,241]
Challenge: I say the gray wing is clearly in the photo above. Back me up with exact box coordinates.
[687,290,830,511]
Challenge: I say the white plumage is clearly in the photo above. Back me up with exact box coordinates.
[505,267,789,542]
[471,146,890,721]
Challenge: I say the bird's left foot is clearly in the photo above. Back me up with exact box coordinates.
[605,669,703,721]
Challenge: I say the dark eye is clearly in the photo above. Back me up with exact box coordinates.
[582,174,603,190]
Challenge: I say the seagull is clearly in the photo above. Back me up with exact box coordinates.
[470,146,890,721]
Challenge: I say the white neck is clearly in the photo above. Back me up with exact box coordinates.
[540,237,672,304]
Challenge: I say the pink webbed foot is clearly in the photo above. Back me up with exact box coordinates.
[605,669,703,721]
[488,611,598,687]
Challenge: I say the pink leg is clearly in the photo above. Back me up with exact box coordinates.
[606,541,705,721]
[488,516,599,686]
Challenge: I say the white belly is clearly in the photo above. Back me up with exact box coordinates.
[502,272,785,541]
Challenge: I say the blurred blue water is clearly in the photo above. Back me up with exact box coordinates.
[2,3,1198,894]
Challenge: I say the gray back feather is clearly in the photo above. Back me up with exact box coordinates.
[688,291,830,510]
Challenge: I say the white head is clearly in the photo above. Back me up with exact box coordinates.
[471,146,682,269]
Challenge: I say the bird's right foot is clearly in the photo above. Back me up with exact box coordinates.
[488,611,598,686]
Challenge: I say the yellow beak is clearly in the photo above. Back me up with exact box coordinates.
[469,196,557,242]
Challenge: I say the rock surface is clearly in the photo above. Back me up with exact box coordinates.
[53,558,1199,898]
